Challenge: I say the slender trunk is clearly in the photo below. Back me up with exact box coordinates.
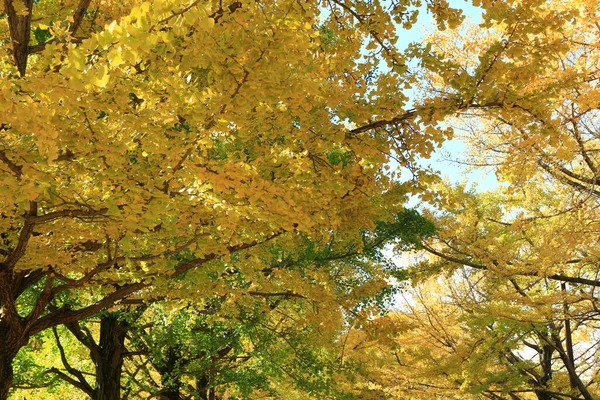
[161,386,181,400]
[539,344,553,385]
[208,365,216,400]
[533,343,554,400]
[196,375,209,400]
[158,348,182,400]
[533,389,552,400]
[3,0,34,76]
[550,332,593,400]
[561,282,577,391]
[95,313,128,400]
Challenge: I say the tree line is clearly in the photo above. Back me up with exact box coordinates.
[1,0,599,398]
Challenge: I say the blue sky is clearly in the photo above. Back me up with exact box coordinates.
[395,0,483,49]
[396,0,501,194]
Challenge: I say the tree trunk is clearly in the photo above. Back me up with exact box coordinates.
[0,350,16,400]
[161,386,181,400]
[534,390,552,400]
[0,324,24,400]
[95,313,128,400]
[533,343,554,400]
[3,0,34,76]
[196,375,210,400]
[0,270,27,400]
[158,348,182,400]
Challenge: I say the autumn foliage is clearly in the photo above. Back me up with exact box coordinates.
[2,0,600,398]
[0,0,448,398]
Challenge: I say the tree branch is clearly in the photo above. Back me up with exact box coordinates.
[0,149,23,178]
[346,101,505,138]
[546,329,594,400]
[30,207,108,224]
[28,0,91,54]
[14,269,48,298]
[30,282,145,335]
[64,320,100,361]
[46,367,94,396]
[346,109,417,137]
[248,290,306,299]
[3,0,34,76]
[28,231,283,335]
[51,326,95,397]
[69,0,92,36]
[172,230,284,276]
[23,273,55,328]
[3,201,37,270]
[421,241,600,288]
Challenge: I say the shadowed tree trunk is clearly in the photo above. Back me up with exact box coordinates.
[197,375,209,400]
[57,311,131,400]
[533,343,554,400]
[157,347,182,400]
[0,344,19,400]
[96,313,129,400]
[0,270,27,400]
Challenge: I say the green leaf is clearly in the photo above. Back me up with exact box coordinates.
[33,27,52,44]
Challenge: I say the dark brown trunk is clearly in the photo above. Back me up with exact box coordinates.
[533,343,554,400]
[196,375,209,400]
[0,348,16,400]
[158,348,182,400]
[561,282,578,391]
[161,386,181,400]
[534,390,552,400]
[3,0,34,76]
[95,313,128,400]
[0,270,27,400]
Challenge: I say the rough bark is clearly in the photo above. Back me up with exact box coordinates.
[0,270,27,400]
[534,389,553,400]
[0,347,18,400]
[157,348,182,400]
[533,343,555,400]
[3,0,34,76]
[95,313,128,400]
[196,375,210,400]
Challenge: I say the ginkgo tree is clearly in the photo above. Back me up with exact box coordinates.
[414,183,600,399]
[0,0,464,397]
[385,0,600,396]
[418,0,600,195]
[11,209,434,399]
[334,183,600,399]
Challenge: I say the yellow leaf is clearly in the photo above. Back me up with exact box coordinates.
[90,65,110,88]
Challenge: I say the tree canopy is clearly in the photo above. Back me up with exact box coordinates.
[0,0,454,397]
[4,0,600,398]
